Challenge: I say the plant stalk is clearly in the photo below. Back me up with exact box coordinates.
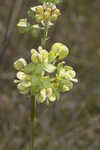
[30,96,35,150]
[42,23,48,48]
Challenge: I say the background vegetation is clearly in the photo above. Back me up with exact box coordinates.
[0,0,100,149]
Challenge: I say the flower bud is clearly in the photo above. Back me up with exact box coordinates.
[64,65,73,71]
[23,82,31,88]
[32,24,40,29]
[49,95,56,102]
[46,8,51,13]
[40,50,48,63]
[36,5,44,15]
[38,46,48,63]
[44,64,56,73]
[17,83,25,91]
[31,7,37,12]
[38,88,46,103]
[46,88,56,102]
[53,9,61,16]
[19,89,30,94]
[51,43,69,60]
[40,88,46,96]
[48,21,54,27]
[62,85,70,92]
[63,70,78,83]
[17,81,31,91]
[30,49,38,55]
[17,72,27,80]
[71,78,78,83]
[62,82,73,92]
[17,19,29,33]
[51,43,61,54]
[47,88,53,97]
[17,19,27,28]
[44,3,56,10]
[38,54,42,63]
[59,68,66,78]
[35,15,43,23]
[59,45,69,60]
[31,54,38,64]
[17,83,30,94]
[31,49,39,64]
[44,8,51,20]
[13,80,20,83]
[44,11,51,20]
[50,14,58,21]
[13,58,27,70]
[67,70,76,78]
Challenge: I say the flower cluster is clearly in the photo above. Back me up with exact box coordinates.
[28,3,61,23]
[17,3,61,35]
[14,43,78,104]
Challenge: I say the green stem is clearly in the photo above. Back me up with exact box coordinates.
[30,96,35,150]
[42,23,48,49]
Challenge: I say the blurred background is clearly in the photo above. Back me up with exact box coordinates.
[0,0,100,150]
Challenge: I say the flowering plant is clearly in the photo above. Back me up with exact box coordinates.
[13,0,78,149]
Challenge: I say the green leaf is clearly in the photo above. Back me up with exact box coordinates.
[35,64,44,75]
[41,76,51,88]
[24,63,36,74]
[32,75,40,86]
[44,64,56,73]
